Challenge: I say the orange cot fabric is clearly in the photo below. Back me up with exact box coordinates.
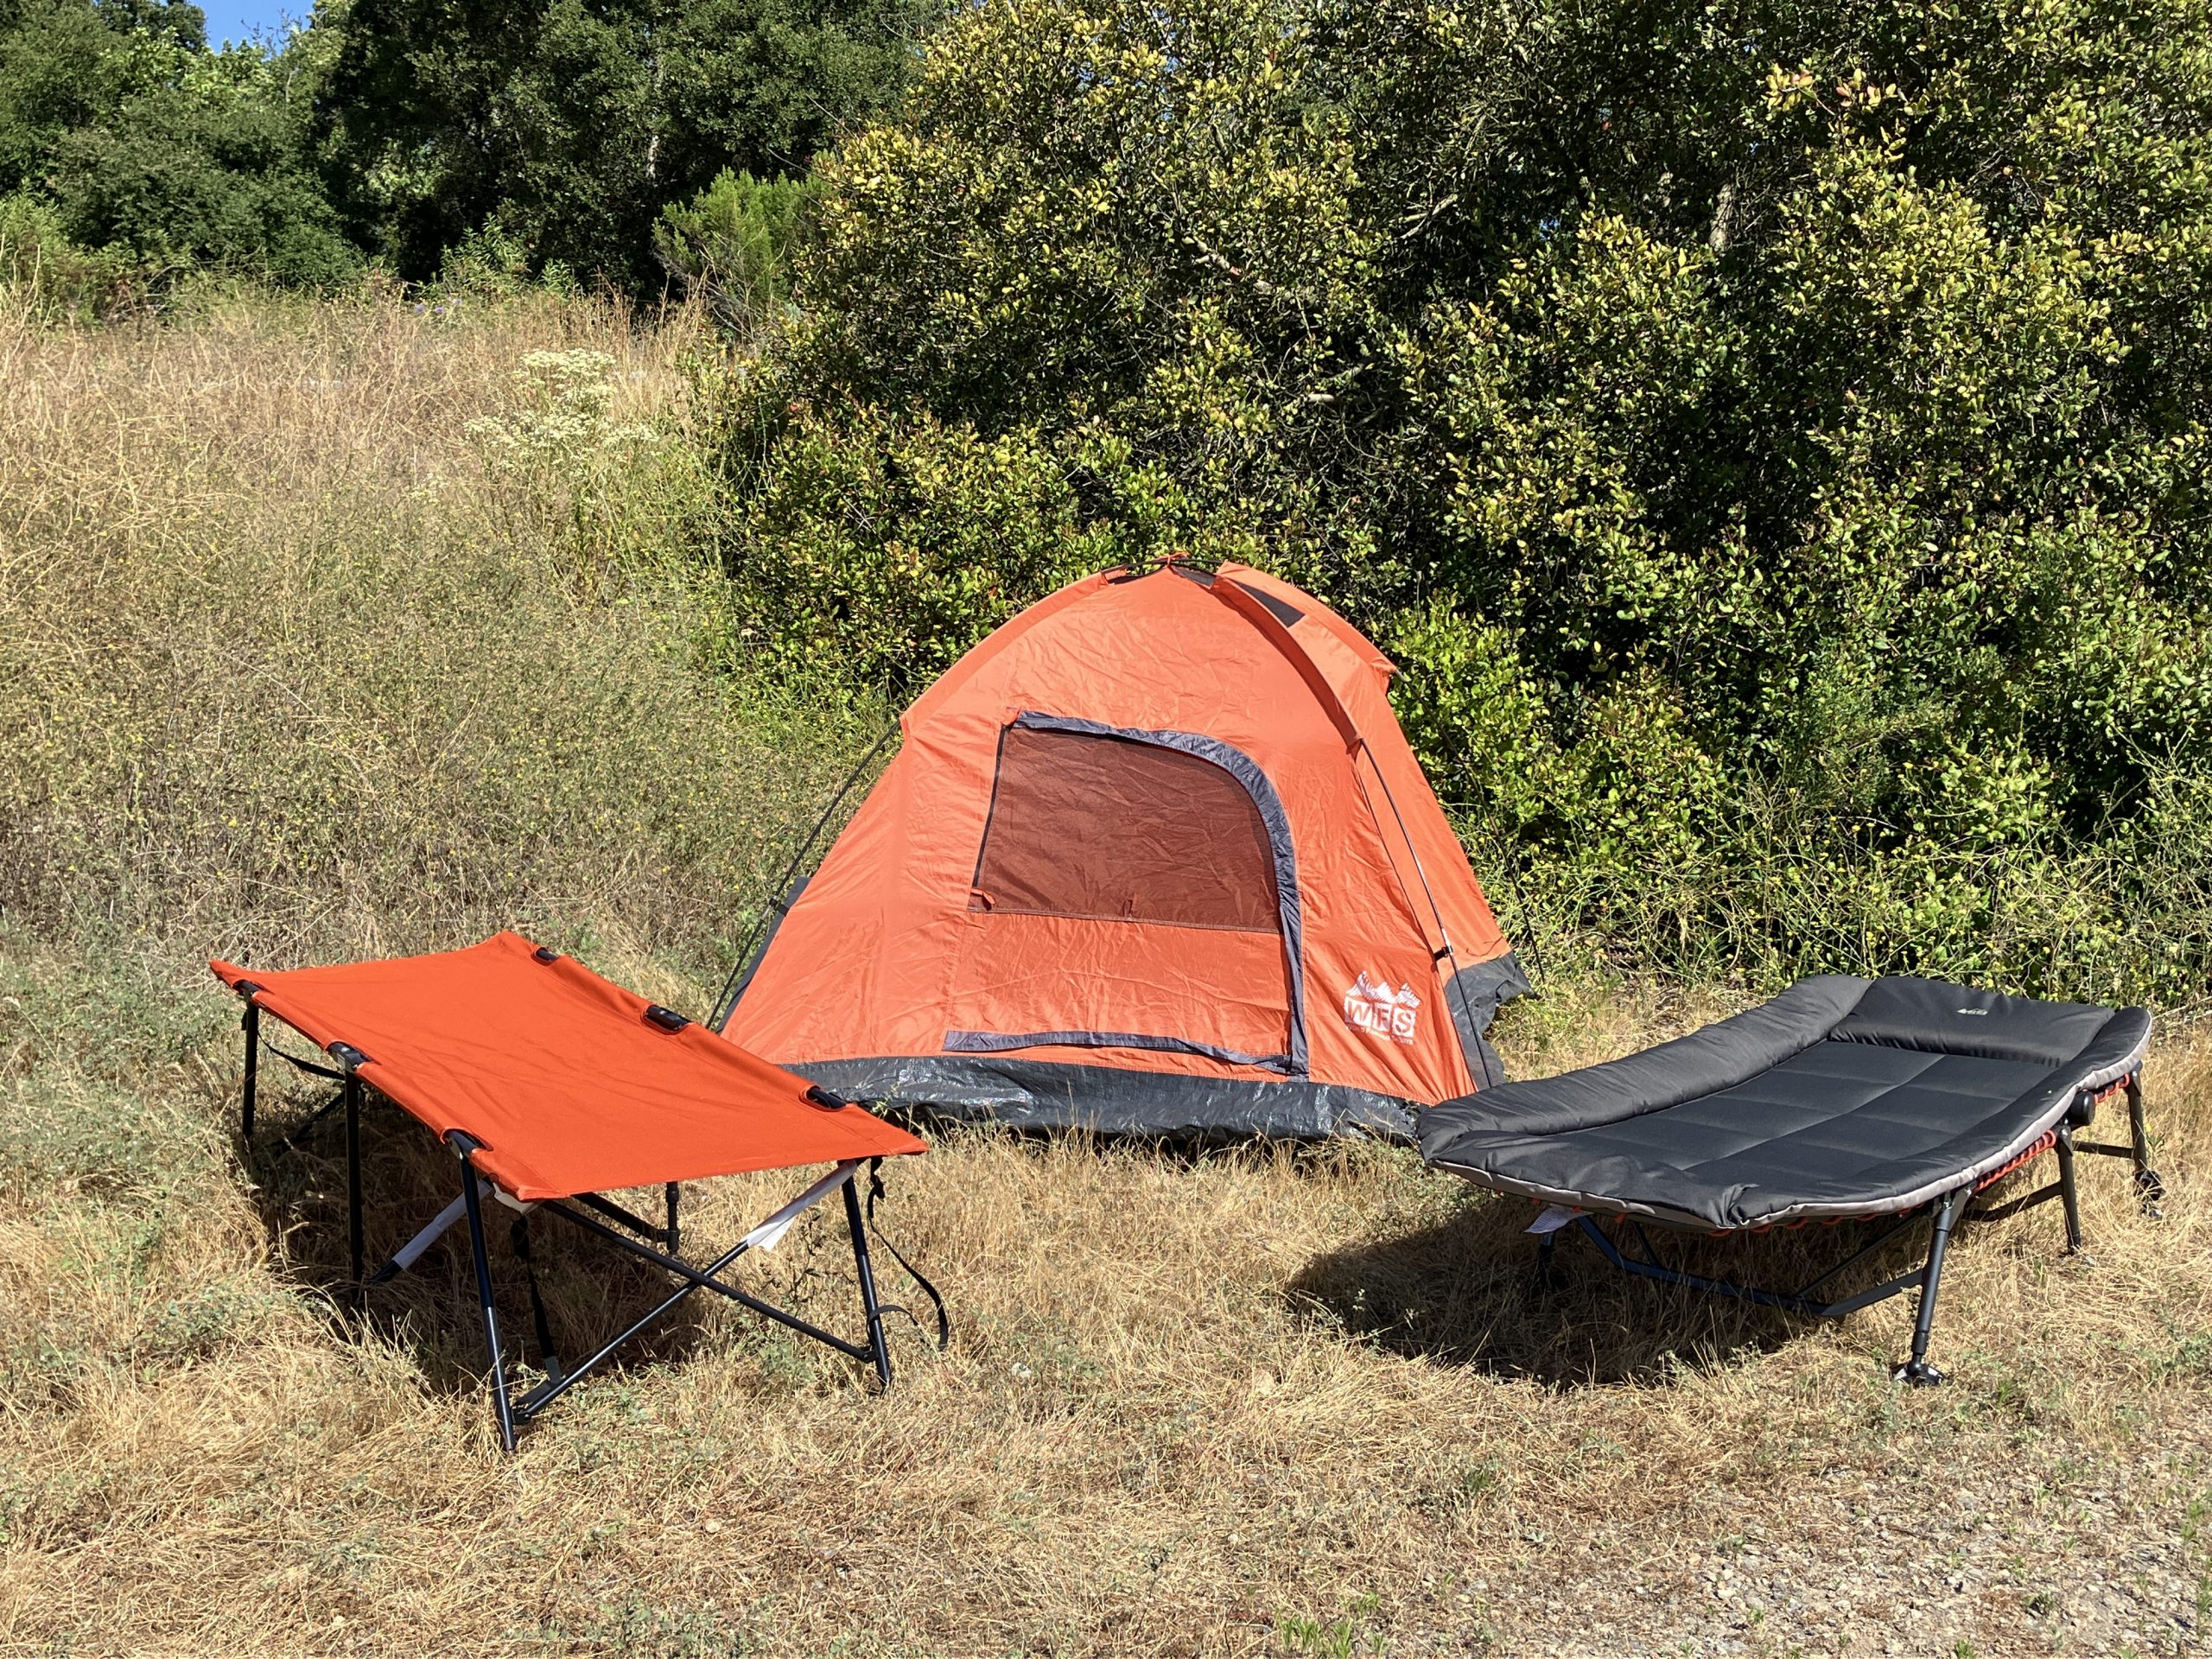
[210,931,925,1201]
[726,560,1520,1125]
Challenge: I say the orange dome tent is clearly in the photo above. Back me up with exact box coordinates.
[717,561,1527,1139]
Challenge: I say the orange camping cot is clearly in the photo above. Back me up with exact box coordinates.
[717,559,1529,1141]
[213,932,935,1450]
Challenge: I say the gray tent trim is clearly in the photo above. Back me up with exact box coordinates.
[1443,950,1529,1090]
[943,1027,1293,1072]
[794,1053,1418,1143]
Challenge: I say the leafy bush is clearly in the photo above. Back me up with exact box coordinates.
[0,188,141,317]
[707,0,2212,1002]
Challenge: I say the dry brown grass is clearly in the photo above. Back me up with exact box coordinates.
[2,969,2205,1658]
[0,292,2208,1659]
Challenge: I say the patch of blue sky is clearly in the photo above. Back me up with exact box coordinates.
[199,0,307,50]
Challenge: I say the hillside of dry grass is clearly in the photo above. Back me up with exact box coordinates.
[0,287,866,983]
[0,294,2208,1658]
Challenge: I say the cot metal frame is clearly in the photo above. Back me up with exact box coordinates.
[1535,1073,2160,1386]
[232,989,899,1452]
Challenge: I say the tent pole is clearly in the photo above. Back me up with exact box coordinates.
[842,1175,893,1389]
[710,721,899,1033]
[1349,743,1514,1083]
[451,1135,517,1453]
[1353,746,1463,979]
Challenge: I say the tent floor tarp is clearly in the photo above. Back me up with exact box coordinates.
[1420,976,2160,1382]
[213,932,933,1449]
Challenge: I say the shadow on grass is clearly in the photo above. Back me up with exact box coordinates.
[1286,1194,1949,1388]
[237,1081,718,1400]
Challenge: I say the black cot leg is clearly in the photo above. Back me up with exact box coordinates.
[842,1174,893,1390]
[2127,1075,2164,1209]
[344,1071,364,1289]
[241,1002,260,1142]
[510,1211,563,1383]
[1894,1187,1968,1387]
[665,1182,681,1257]
[2054,1129,2084,1253]
[1534,1229,1559,1290]
[453,1137,517,1453]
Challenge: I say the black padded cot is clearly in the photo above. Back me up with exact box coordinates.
[1419,976,2160,1382]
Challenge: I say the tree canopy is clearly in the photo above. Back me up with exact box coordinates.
[0,0,355,286]
[710,0,2212,998]
[321,0,921,285]
[0,0,919,293]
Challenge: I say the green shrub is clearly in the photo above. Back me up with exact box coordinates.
[705,0,2212,1003]
[655,168,817,334]
[0,3,359,293]
[0,189,141,319]
[425,224,576,302]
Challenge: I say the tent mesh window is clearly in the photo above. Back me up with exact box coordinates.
[969,725,1280,931]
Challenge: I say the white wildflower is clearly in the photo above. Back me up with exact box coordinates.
[467,348,661,464]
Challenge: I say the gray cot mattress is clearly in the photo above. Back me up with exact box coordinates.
[1418,976,2152,1231]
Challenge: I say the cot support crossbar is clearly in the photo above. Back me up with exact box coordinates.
[1574,1211,1929,1323]
[440,1146,891,1445]
[571,1189,674,1247]
[1552,1073,2150,1386]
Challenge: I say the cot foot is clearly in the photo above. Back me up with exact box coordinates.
[1891,1358,1945,1388]
[2136,1167,2164,1216]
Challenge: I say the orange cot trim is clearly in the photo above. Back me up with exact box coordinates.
[1708,1127,2066,1234]
[211,931,924,1201]
[1975,1130,2059,1193]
